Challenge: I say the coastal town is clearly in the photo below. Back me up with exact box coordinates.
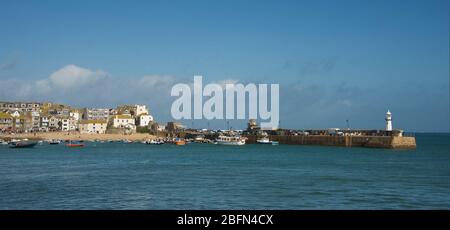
[0,101,161,134]
[0,100,416,148]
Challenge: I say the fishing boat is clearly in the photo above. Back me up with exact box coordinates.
[215,135,246,146]
[9,141,38,148]
[174,138,186,146]
[256,136,279,145]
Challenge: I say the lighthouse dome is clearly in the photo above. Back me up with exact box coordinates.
[386,110,391,115]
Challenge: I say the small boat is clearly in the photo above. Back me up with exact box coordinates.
[48,139,61,145]
[66,141,85,147]
[256,137,279,145]
[256,137,272,144]
[216,135,246,146]
[9,141,38,148]
[194,135,205,143]
[174,138,186,146]
[146,139,164,145]
[123,139,133,144]
[9,139,21,144]
[0,140,8,145]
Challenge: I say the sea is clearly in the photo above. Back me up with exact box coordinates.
[0,133,449,210]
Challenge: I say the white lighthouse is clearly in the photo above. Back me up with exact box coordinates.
[385,110,392,131]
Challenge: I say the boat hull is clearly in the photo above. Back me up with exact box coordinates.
[147,142,164,145]
[216,140,246,146]
[256,141,272,144]
[66,144,85,147]
[9,142,38,148]
[175,141,186,145]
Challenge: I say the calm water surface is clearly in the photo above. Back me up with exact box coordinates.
[0,133,449,209]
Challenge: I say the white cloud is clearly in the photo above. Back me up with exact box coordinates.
[0,65,252,123]
[47,64,109,89]
[34,79,52,95]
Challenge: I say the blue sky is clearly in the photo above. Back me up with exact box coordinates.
[0,0,448,132]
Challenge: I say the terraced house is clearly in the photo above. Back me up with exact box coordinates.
[0,100,156,133]
[0,112,13,131]
[83,108,110,121]
[112,114,135,129]
[0,101,41,113]
[79,120,107,134]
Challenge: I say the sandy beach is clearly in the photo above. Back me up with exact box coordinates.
[0,132,157,142]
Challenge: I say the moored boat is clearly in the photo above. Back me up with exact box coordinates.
[147,139,165,145]
[9,141,38,148]
[48,139,61,145]
[174,138,186,146]
[66,141,85,147]
[256,137,272,144]
[216,135,246,146]
[256,137,279,145]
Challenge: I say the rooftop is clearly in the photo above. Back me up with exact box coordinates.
[115,114,133,119]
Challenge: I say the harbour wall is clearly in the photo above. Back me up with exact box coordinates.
[245,135,416,149]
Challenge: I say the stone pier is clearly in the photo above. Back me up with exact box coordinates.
[245,135,416,149]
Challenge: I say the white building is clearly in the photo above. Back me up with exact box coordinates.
[31,111,40,130]
[68,110,80,131]
[137,114,153,127]
[48,116,60,130]
[69,118,79,131]
[70,110,81,121]
[135,105,149,116]
[61,118,70,131]
[79,120,107,134]
[385,110,392,131]
[40,116,49,131]
[112,115,135,128]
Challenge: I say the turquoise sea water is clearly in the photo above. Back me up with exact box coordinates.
[0,133,449,209]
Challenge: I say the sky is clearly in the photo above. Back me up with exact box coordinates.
[0,0,448,132]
